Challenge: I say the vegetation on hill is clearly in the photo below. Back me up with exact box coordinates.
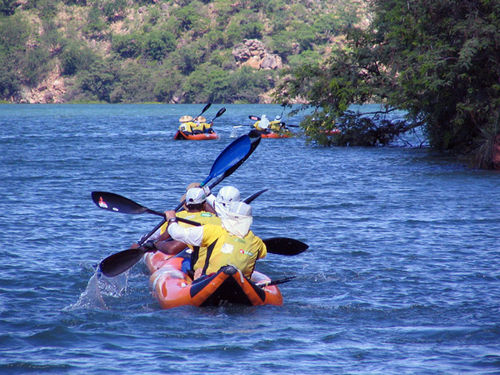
[0,0,363,104]
[277,0,500,169]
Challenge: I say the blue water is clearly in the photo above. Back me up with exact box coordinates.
[1,104,499,374]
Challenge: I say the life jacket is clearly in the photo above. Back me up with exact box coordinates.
[198,224,267,278]
[179,122,196,133]
[269,120,282,132]
[253,121,266,131]
[192,122,210,133]
[160,210,221,272]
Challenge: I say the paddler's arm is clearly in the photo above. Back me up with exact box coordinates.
[165,210,203,246]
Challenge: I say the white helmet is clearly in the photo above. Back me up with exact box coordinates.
[275,115,281,121]
[185,187,206,205]
[216,186,241,206]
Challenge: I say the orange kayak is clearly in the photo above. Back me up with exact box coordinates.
[173,130,219,140]
[145,250,283,309]
[260,131,291,138]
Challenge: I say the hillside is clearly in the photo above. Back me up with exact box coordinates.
[0,0,368,104]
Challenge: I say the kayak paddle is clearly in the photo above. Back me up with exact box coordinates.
[139,130,260,245]
[194,102,211,119]
[95,131,261,276]
[100,236,307,277]
[91,187,268,217]
[210,107,226,123]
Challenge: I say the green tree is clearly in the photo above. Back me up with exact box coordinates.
[0,0,16,16]
[141,29,176,61]
[278,0,500,168]
[77,61,117,102]
[112,33,141,58]
[60,42,96,75]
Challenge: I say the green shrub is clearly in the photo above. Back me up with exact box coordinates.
[60,42,96,75]
[0,51,19,97]
[83,6,106,38]
[0,0,16,16]
[142,30,176,61]
[21,47,51,86]
[102,0,127,21]
[77,61,116,102]
[112,33,141,58]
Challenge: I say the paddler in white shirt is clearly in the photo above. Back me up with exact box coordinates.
[164,199,267,280]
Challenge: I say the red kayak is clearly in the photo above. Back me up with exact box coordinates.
[173,130,219,140]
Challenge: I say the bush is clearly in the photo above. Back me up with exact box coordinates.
[83,6,106,38]
[102,0,127,21]
[0,0,16,16]
[112,33,141,58]
[172,4,200,32]
[77,61,116,102]
[141,30,176,61]
[21,47,51,86]
[60,42,96,75]
[0,52,19,97]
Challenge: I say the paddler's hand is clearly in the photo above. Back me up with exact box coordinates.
[164,210,177,223]
[142,240,156,251]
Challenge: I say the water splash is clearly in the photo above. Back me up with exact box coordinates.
[67,270,128,310]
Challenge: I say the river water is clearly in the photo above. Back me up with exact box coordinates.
[0,104,499,374]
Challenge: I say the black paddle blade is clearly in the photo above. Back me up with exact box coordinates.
[99,248,148,277]
[214,107,226,119]
[263,237,308,256]
[91,191,150,215]
[256,275,296,288]
[244,189,268,204]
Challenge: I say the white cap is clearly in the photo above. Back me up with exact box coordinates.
[275,115,281,120]
[185,187,206,205]
[216,186,241,206]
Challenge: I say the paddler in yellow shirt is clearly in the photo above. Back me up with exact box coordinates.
[178,115,196,135]
[153,186,220,275]
[253,114,270,132]
[165,200,267,279]
[269,115,290,134]
[192,116,214,134]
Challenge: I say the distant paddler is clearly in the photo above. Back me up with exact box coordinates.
[178,115,195,135]
[192,115,215,134]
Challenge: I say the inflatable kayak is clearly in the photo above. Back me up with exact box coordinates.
[145,250,283,309]
[261,131,291,139]
[252,129,291,138]
[174,130,219,140]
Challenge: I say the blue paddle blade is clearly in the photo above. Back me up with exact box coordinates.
[200,134,251,186]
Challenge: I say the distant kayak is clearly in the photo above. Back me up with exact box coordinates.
[145,250,283,309]
[173,130,219,140]
[260,131,291,139]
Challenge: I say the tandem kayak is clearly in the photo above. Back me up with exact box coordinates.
[145,250,283,309]
[173,130,219,140]
[252,130,291,138]
[261,131,291,139]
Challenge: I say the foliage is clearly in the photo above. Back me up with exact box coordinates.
[60,42,96,75]
[278,0,500,168]
[141,29,176,61]
[0,0,363,104]
[77,61,117,102]
[0,0,16,16]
